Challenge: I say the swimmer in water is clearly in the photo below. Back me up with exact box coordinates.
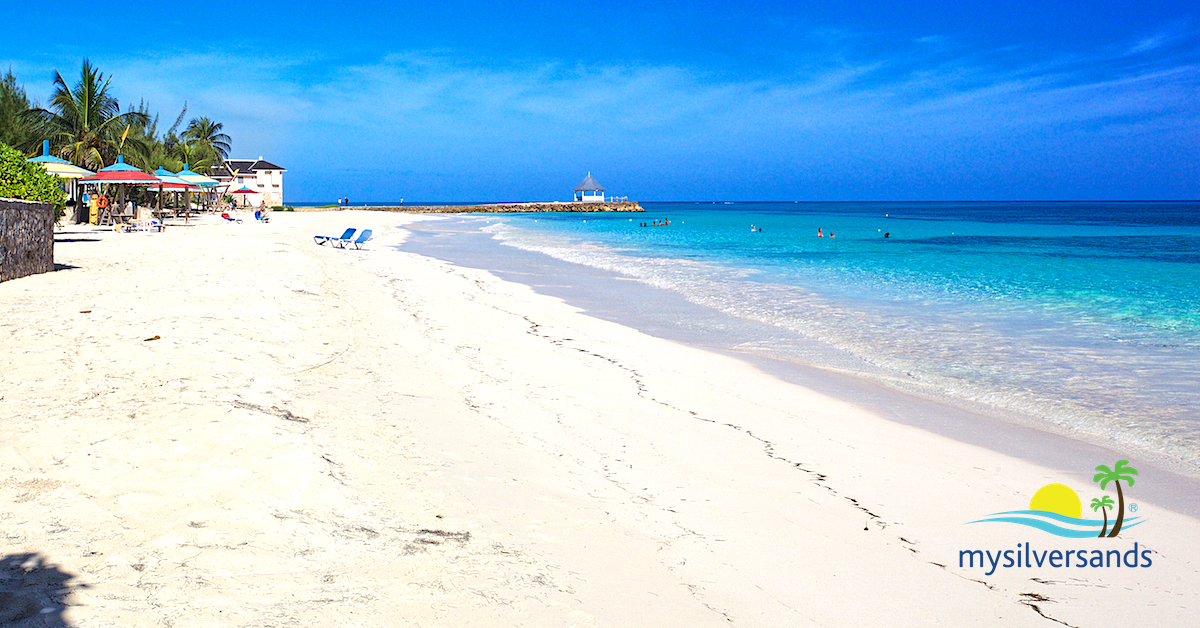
[817,228,823,237]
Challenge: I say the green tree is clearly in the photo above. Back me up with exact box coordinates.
[0,141,67,219]
[1089,495,1115,538]
[0,71,36,153]
[1093,460,1138,538]
[122,100,189,172]
[172,141,215,174]
[25,59,149,169]
[183,117,230,161]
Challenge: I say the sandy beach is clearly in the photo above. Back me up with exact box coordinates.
[2,210,1198,627]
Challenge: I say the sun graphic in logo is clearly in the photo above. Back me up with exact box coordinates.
[1028,483,1081,518]
[969,460,1144,538]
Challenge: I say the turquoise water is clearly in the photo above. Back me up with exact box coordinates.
[481,202,1200,469]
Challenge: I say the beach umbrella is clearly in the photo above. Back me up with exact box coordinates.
[176,164,219,210]
[79,156,161,224]
[228,186,257,208]
[152,167,202,220]
[152,168,203,192]
[28,140,94,220]
[28,140,94,178]
[176,163,220,187]
[78,156,161,185]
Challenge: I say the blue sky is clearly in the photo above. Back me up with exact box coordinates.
[3,1,1198,201]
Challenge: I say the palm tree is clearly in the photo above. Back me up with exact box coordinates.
[1093,460,1138,538]
[183,117,230,175]
[24,59,148,169]
[1090,495,1115,537]
[172,141,215,174]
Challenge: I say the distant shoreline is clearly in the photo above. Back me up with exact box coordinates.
[295,201,644,213]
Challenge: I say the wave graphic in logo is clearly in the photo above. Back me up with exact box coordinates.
[966,461,1144,538]
[969,510,1145,538]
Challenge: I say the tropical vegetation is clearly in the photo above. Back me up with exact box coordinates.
[1093,460,1138,538]
[0,141,68,216]
[0,72,36,151]
[0,60,232,176]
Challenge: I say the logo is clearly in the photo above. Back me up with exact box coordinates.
[968,460,1143,538]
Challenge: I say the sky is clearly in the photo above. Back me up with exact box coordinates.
[2,1,1198,201]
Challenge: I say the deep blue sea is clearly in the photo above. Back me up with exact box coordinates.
[477,202,1200,468]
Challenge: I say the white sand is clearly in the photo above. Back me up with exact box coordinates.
[2,210,1197,626]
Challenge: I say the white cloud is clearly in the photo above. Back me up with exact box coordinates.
[7,25,1198,199]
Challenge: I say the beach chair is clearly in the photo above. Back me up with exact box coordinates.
[315,228,355,246]
[130,219,165,232]
[341,229,373,249]
[254,210,271,223]
[221,212,243,224]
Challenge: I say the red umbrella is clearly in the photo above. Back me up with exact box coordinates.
[78,156,162,224]
[78,156,162,185]
[78,169,162,185]
[228,186,258,208]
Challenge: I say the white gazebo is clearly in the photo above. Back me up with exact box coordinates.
[573,173,605,202]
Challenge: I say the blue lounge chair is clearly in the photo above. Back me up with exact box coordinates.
[341,229,373,249]
[315,228,355,246]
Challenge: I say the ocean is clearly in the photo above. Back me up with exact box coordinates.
[463,201,1200,471]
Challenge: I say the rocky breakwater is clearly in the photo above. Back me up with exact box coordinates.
[357,201,644,213]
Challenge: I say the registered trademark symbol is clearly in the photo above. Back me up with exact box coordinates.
[1129,503,1139,513]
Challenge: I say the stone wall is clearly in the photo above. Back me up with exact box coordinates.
[0,197,55,283]
[296,202,644,213]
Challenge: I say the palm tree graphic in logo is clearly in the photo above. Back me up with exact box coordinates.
[968,460,1143,538]
[1090,495,1115,537]
[1093,460,1138,538]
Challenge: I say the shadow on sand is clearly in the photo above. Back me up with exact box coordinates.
[0,553,81,626]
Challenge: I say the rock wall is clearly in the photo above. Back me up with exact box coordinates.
[297,202,644,213]
[0,198,55,283]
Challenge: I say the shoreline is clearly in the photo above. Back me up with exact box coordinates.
[3,211,1197,625]
[295,201,645,213]
[402,215,1200,514]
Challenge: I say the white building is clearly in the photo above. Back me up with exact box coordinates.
[211,157,287,207]
[574,173,605,202]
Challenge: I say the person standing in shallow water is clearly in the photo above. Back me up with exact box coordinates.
[817,228,823,237]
